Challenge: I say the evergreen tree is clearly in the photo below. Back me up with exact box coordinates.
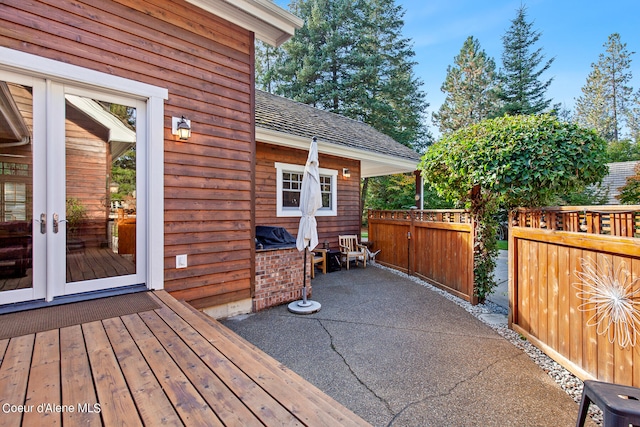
[629,90,640,143]
[576,33,636,142]
[496,5,554,116]
[263,0,429,151]
[275,0,359,111]
[261,0,430,222]
[255,40,283,93]
[433,36,499,134]
[345,0,430,151]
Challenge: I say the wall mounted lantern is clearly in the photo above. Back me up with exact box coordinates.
[342,168,350,178]
[172,116,191,141]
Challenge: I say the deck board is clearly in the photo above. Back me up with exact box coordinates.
[83,320,143,426]
[0,291,370,426]
[154,291,369,427]
[102,317,183,426]
[0,335,34,427]
[59,325,99,427]
[150,298,302,426]
[138,309,263,426]
[24,330,61,427]
[121,313,220,427]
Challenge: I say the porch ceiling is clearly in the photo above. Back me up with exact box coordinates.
[186,0,303,47]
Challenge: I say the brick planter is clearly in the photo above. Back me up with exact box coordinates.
[254,247,311,312]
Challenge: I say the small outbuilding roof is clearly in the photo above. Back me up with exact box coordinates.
[601,160,640,204]
[255,90,421,178]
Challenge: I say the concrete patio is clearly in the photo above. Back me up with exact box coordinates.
[222,263,596,427]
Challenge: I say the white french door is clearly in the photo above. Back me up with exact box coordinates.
[0,70,147,305]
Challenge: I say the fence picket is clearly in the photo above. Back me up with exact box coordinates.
[510,206,640,387]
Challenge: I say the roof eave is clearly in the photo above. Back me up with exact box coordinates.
[186,0,303,47]
[257,127,418,178]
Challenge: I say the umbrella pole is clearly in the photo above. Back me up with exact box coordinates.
[302,246,308,304]
[288,242,321,314]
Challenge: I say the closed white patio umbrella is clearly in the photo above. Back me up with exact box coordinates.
[288,137,322,314]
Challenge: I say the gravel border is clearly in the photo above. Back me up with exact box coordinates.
[373,263,603,426]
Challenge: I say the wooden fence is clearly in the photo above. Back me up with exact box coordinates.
[368,209,477,304]
[509,206,640,387]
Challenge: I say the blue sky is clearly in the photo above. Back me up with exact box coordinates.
[273,0,640,133]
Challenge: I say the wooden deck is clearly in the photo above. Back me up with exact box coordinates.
[66,247,136,283]
[0,291,370,426]
[0,247,137,293]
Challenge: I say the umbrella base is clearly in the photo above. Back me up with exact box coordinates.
[288,300,321,314]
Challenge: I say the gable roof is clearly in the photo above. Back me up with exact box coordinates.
[186,0,303,47]
[255,90,421,178]
[66,95,136,159]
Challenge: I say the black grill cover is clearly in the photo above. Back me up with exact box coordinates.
[255,226,296,249]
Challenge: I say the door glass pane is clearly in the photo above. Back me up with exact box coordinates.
[65,95,136,283]
[0,81,33,292]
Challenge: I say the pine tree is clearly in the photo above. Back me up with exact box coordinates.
[629,90,640,143]
[575,33,635,142]
[349,0,430,151]
[274,0,359,111]
[433,36,499,134]
[262,0,429,151]
[255,40,283,93]
[497,5,554,116]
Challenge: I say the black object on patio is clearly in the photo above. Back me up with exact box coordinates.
[576,380,640,427]
[255,226,296,250]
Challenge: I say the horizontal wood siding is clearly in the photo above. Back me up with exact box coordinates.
[256,142,361,249]
[510,207,640,387]
[65,104,110,248]
[1,0,255,308]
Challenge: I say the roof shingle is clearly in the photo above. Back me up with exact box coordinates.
[255,90,421,162]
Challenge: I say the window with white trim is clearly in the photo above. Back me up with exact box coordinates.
[275,162,337,217]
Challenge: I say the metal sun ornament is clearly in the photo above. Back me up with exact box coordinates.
[574,257,640,349]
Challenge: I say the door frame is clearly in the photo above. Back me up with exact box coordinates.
[0,47,167,304]
[58,87,148,297]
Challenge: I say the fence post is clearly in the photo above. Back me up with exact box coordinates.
[469,211,478,305]
[408,209,415,275]
[508,210,516,328]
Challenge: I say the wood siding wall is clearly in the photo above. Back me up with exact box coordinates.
[65,104,110,248]
[368,209,476,304]
[1,0,255,309]
[509,207,640,386]
[255,142,361,250]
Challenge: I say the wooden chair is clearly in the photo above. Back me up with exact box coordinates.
[338,235,367,270]
[311,249,327,278]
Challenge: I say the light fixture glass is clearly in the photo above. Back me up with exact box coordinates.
[172,116,191,140]
[343,168,350,178]
[177,116,191,140]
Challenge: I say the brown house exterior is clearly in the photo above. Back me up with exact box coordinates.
[255,90,421,249]
[0,0,419,317]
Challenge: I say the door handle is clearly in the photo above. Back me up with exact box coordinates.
[37,213,46,234]
[52,213,67,234]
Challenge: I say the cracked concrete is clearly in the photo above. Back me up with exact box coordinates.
[222,265,591,427]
